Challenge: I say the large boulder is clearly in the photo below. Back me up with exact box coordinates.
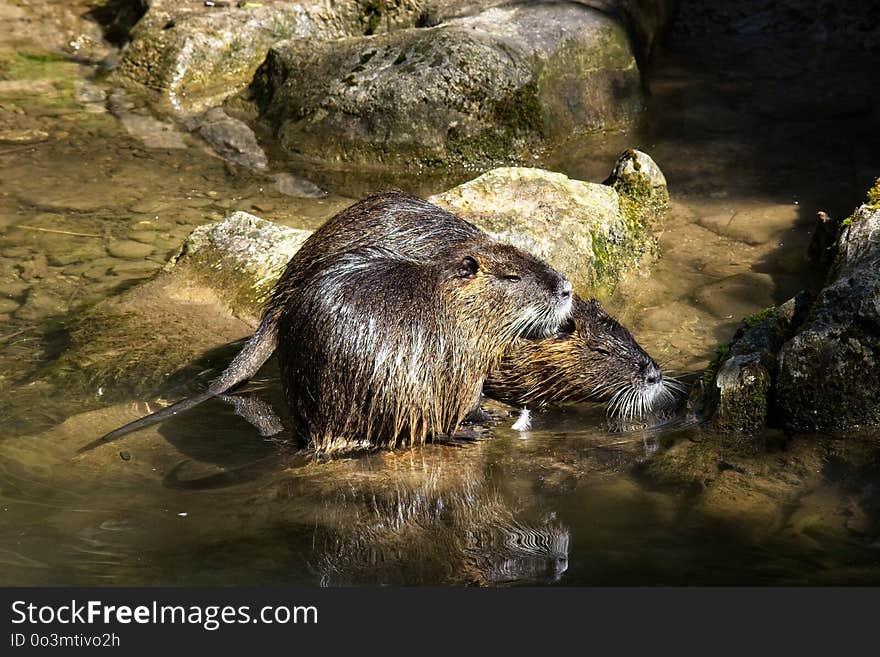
[110,0,516,116]
[429,150,667,294]
[776,193,880,431]
[112,0,376,115]
[251,2,650,167]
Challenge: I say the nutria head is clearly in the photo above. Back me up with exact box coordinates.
[484,296,682,419]
[274,239,573,452]
[443,240,574,342]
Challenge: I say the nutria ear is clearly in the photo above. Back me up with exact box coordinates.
[456,256,479,278]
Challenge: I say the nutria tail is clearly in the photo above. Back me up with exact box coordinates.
[78,319,278,453]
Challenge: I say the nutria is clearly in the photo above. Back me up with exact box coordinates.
[483,296,683,419]
[87,191,573,452]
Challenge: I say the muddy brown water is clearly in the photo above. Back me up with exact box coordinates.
[1,6,880,585]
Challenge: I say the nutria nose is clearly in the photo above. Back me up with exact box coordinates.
[558,280,572,299]
[645,363,663,386]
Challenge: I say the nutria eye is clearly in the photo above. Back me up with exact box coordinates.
[456,256,479,278]
[503,274,521,282]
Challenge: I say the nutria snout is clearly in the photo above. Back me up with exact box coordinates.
[484,296,683,419]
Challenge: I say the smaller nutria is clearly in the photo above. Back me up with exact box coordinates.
[88,191,573,452]
[483,296,682,419]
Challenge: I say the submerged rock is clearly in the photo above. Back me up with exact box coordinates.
[252,3,646,167]
[187,107,268,171]
[272,172,327,198]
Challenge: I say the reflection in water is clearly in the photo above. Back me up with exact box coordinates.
[313,485,570,587]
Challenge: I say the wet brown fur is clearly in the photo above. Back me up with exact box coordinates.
[269,192,572,451]
[484,296,667,415]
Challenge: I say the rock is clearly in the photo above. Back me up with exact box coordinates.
[430,152,667,294]
[188,107,268,171]
[777,194,880,431]
[712,354,773,435]
[47,242,106,267]
[128,231,158,245]
[18,254,49,281]
[0,128,49,144]
[110,1,551,116]
[272,173,327,198]
[252,3,645,167]
[74,80,106,113]
[167,211,313,318]
[116,112,188,150]
[694,292,813,435]
[604,148,667,190]
[110,261,160,278]
[112,1,389,116]
[107,240,155,260]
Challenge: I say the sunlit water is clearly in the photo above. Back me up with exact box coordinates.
[1,4,879,585]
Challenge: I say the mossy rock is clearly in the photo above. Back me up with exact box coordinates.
[112,1,374,115]
[777,203,880,431]
[252,3,644,167]
[430,152,667,296]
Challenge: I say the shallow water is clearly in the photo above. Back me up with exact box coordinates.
[2,3,880,585]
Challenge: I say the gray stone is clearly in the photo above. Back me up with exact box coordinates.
[272,173,327,198]
[166,211,313,318]
[113,1,385,116]
[188,107,268,171]
[116,112,188,150]
[253,3,644,167]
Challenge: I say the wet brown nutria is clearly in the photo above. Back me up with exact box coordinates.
[88,191,573,452]
[483,296,683,420]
